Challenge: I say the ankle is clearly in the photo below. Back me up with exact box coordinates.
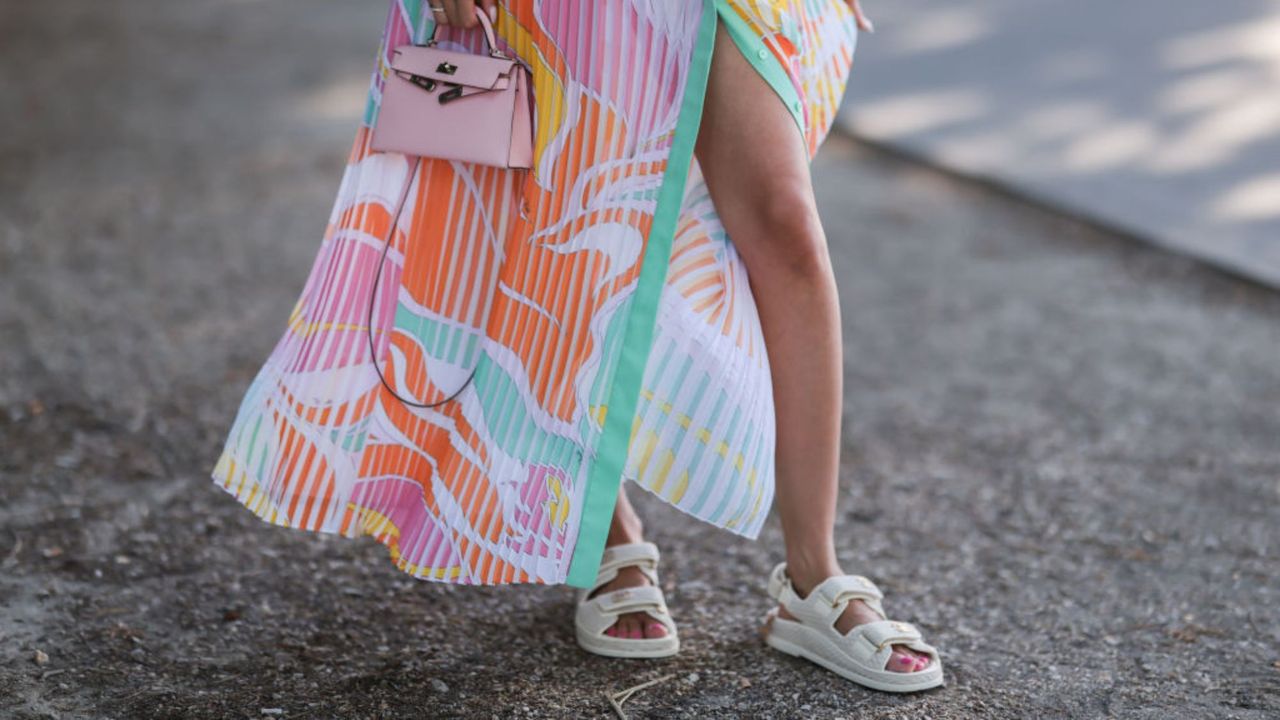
[783,552,842,598]
[606,518,645,547]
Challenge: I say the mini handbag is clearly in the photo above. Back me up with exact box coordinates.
[370,7,533,168]
[366,7,533,409]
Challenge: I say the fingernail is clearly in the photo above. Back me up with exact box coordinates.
[488,5,497,21]
[865,19,875,34]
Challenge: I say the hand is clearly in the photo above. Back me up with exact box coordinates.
[845,0,874,33]
[430,0,498,29]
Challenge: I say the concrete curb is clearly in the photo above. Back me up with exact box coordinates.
[832,117,1280,293]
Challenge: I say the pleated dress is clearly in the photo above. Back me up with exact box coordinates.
[212,0,858,588]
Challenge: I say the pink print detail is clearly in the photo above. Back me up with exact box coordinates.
[349,477,462,576]
[505,464,571,560]
[289,226,402,374]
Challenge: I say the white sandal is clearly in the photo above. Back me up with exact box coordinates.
[762,562,944,693]
[574,541,679,658]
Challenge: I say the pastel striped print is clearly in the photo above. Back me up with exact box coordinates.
[213,0,857,587]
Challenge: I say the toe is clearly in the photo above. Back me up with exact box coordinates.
[889,649,918,673]
[893,644,932,672]
[645,619,667,639]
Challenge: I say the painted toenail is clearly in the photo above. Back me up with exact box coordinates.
[898,656,913,665]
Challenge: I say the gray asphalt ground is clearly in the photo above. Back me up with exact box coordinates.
[2,2,1278,719]
[839,0,1280,287]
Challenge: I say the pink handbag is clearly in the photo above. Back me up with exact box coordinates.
[370,7,533,168]
[366,7,532,409]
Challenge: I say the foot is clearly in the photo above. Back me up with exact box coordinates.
[773,569,931,673]
[587,554,669,640]
[594,488,669,640]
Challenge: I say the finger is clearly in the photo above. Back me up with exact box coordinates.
[429,1,449,26]
[479,0,498,23]
[443,0,463,28]
[457,0,479,28]
[847,0,875,33]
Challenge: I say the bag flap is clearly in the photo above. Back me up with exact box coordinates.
[389,45,518,90]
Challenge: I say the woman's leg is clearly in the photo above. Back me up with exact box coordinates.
[693,20,928,671]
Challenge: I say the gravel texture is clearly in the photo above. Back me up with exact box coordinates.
[2,1,1278,718]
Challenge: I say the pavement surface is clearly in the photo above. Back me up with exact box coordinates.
[839,0,1280,287]
[2,2,1279,718]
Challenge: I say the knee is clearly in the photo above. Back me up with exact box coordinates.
[740,182,828,278]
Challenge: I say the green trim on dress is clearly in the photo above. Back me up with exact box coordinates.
[564,0,721,588]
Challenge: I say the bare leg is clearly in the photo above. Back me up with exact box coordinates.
[591,486,668,639]
[692,20,927,671]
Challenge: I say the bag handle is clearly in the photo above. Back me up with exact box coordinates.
[365,158,488,409]
[423,5,507,59]
[366,154,532,409]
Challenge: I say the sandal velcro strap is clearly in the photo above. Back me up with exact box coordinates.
[856,620,923,649]
[766,562,792,602]
[767,564,889,628]
[812,575,883,607]
[577,584,675,638]
[594,542,659,583]
[585,542,661,595]
[593,585,667,615]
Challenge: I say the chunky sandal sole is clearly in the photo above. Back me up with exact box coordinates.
[763,611,944,693]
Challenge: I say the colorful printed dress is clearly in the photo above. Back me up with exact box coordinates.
[212,0,858,588]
